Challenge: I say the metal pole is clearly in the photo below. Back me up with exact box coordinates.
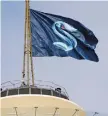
[22,0,34,86]
[26,0,30,86]
[22,0,27,84]
[34,107,38,116]
[53,107,59,116]
[28,0,35,86]
[14,107,18,116]
[72,109,79,116]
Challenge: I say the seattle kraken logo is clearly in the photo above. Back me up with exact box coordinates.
[52,21,78,52]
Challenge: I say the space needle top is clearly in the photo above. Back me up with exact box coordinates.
[1,0,102,116]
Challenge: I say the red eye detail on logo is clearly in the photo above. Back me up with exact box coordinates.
[61,25,65,30]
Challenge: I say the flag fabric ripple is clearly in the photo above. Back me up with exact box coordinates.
[30,9,99,62]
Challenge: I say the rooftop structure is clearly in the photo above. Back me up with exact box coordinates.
[1,80,85,116]
[1,80,69,100]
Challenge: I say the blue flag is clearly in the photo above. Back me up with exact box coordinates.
[30,9,99,62]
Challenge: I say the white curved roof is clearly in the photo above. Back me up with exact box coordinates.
[1,95,85,116]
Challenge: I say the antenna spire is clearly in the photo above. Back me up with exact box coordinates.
[22,0,34,86]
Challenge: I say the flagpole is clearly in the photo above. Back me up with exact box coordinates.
[22,0,27,84]
[26,0,30,86]
[22,0,34,86]
[28,0,35,86]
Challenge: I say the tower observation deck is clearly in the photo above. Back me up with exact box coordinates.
[1,80,69,100]
[1,80,85,116]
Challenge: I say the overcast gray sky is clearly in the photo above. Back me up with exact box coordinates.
[1,1,108,114]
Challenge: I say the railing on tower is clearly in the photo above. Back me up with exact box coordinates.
[1,80,69,100]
